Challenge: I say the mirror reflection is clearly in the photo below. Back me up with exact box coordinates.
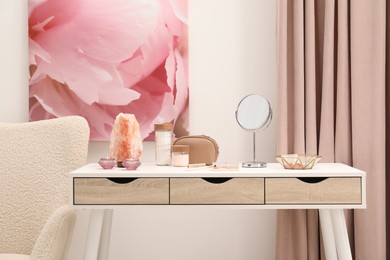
[235,94,272,168]
[236,94,272,131]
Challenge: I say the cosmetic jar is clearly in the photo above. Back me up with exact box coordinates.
[171,145,190,167]
[154,123,173,165]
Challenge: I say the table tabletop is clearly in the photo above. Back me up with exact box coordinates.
[70,162,366,178]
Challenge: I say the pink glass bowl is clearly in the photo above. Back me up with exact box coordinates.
[122,158,141,170]
[276,154,321,170]
[98,157,116,170]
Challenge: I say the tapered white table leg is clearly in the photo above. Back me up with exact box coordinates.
[330,209,352,260]
[319,209,338,260]
[84,210,105,260]
[97,209,113,260]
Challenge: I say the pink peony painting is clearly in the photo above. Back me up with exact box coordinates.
[28,0,189,141]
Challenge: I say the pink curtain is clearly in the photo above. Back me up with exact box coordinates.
[276,0,388,259]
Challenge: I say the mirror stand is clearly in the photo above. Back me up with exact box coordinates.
[242,132,266,168]
[235,94,272,168]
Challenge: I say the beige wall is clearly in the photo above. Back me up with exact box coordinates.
[0,0,29,122]
[0,0,276,259]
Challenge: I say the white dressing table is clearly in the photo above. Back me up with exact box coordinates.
[70,163,366,260]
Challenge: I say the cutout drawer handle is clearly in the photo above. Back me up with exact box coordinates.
[297,177,328,184]
[202,178,232,184]
[107,178,138,184]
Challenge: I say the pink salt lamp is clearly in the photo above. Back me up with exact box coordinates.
[109,113,143,167]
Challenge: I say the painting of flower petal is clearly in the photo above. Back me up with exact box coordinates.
[28,0,189,141]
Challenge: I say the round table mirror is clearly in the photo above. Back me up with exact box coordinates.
[235,94,272,168]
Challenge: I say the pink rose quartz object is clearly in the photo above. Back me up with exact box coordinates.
[109,113,143,166]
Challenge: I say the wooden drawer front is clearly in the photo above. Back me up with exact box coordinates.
[265,177,361,204]
[170,178,264,205]
[74,178,169,205]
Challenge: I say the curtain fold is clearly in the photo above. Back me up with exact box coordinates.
[276,0,387,259]
[350,1,386,259]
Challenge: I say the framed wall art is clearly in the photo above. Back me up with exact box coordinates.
[28,0,188,140]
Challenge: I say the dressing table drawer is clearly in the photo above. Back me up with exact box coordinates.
[73,177,169,205]
[265,177,362,204]
[170,178,265,204]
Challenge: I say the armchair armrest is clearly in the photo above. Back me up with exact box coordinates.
[30,206,76,260]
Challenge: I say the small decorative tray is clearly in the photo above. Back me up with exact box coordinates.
[276,154,321,170]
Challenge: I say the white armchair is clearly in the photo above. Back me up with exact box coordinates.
[0,116,89,260]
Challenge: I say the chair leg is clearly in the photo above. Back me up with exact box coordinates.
[319,209,338,260]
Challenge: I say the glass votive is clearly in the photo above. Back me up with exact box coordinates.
[171,145,190,167]
[98,157,116,169]
[122,158,141,170]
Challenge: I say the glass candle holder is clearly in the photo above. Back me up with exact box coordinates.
[171,145,190,167]
[98,157,116,169]
[122,158,141,170]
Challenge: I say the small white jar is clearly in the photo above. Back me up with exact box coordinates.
[154,123,173,166]
[171,145,190,167]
